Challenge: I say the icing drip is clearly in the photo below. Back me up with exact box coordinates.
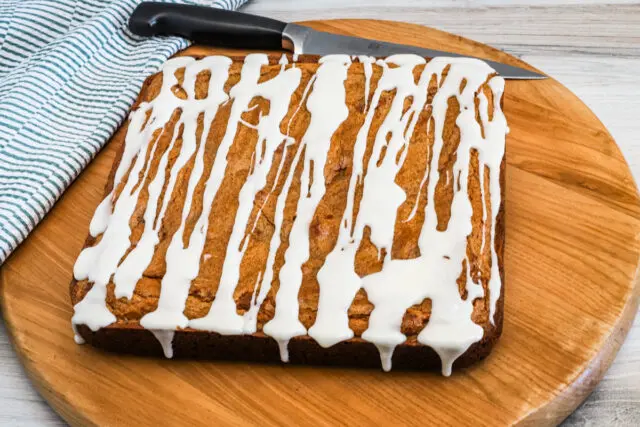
[278,340,290,363]
[72,54,507,375]
[72,324,85,345]
[150,330,175,358]
[376,344,394,372]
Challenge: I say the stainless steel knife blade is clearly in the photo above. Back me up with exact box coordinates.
[283,23,546,80]
[128,3,546,80]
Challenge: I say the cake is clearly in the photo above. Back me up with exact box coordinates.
[70,53,507,376]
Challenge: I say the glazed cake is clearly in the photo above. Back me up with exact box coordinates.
[71,53,507,376]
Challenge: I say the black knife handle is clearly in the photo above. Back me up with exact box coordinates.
[129,2,287,50]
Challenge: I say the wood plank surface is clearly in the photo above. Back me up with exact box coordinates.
[1,1,639,425]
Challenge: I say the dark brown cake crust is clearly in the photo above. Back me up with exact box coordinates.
[71,54,506,373]
[75,289,502,370]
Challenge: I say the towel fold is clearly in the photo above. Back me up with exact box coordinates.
[0,0,247,264]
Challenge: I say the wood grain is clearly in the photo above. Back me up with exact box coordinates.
[1,18,639,427]
[244,2,640,57]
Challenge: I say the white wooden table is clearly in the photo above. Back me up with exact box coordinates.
[1,0,639,425]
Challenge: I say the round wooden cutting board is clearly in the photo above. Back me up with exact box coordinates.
[1,19,639,426]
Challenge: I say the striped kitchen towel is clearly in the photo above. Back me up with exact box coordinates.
[0,0,247,264]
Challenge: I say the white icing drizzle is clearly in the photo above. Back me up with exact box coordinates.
[72,324,85,344]
[114,56,232,300]
[486,77,507,323]
[71,57,190,331]
[243,139,303,340]
[72,54,507,375]
[278,53,288,71]
[311,54,436,348]
[188,56,302,334]
[277,340,290,363]
[150,330,175,358]
[357,55,374,111]
[376,344,394,372]
[263,55,352,356]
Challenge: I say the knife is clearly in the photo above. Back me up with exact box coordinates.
[128,2,546,80]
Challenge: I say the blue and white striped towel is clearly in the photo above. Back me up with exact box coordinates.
[0,0,247,264]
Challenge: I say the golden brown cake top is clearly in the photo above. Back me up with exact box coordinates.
[72,53,507,375]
